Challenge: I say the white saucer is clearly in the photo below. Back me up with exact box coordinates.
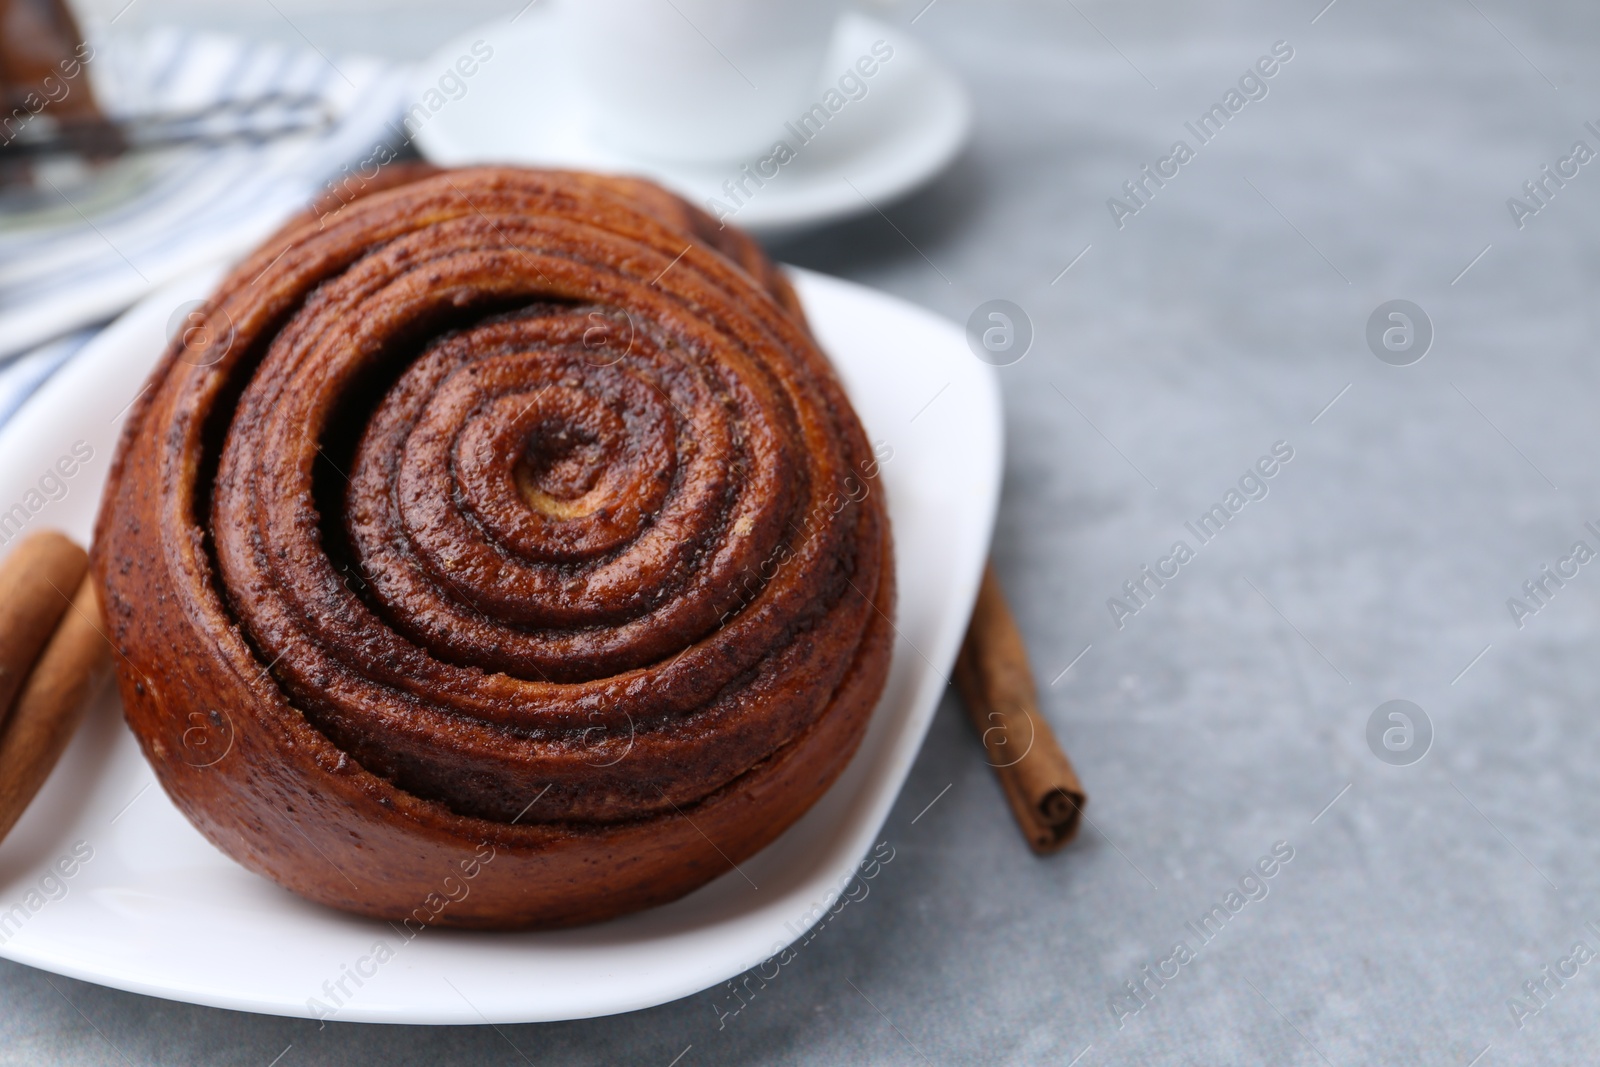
[0,266,1000,1023]
[410,12,972,236]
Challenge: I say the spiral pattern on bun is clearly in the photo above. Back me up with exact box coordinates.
[93,168,893,928]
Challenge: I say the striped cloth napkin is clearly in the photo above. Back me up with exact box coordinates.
[0,25,412,429]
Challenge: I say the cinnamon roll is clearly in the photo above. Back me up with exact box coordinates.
[92,167,893,928]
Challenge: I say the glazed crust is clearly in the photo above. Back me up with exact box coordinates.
[91,167,894,928]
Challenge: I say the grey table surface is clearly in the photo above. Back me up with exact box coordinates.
[10,0,1600,1063]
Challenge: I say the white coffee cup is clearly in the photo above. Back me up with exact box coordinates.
[566,0,842,163]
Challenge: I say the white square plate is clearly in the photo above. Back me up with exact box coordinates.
[0,266,1001,1023]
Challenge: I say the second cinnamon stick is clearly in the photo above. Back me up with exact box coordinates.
[0,530,89,724]
[0,573,112,847]
[954,562,1086,854]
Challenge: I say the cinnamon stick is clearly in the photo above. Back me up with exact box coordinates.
[0,573,111,846]
[0,530,89,726]
[953,562,1086,854]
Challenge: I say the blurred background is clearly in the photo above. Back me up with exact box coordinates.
[74,0,547,56]
[7,0,1600,1064]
